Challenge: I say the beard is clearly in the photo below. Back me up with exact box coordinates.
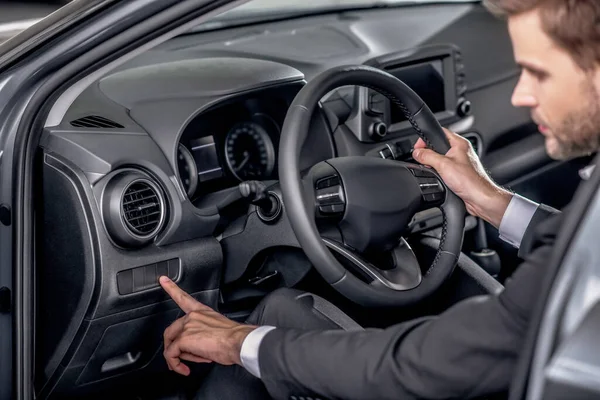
[544,80,600,160]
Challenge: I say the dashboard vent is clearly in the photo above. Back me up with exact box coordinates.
[121,181,164,237]
[463,133,482,156]
[70,115,124,129]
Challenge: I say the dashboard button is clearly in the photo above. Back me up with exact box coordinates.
[157,261,169,281]
[168,259,180,281]
[144,264,157,288]
[371,122,388,139]
[117,269,133,295]
[369,93,386,114]
[133,267,145,292]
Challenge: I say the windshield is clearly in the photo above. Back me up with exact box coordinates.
[192,0,478,32]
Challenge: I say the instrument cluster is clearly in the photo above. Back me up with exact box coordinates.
[177,94,287,199]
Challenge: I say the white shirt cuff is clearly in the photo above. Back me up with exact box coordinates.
[240,326,276,378]
[498,194,539,248]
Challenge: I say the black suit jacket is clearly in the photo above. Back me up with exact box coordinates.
[258,204,561,400]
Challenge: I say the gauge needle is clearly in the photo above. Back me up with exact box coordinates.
[235,151,250,172]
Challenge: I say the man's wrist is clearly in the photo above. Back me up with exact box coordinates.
[474,186,513,228]
[230,325,258,366]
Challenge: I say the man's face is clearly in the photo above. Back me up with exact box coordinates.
[508,9,600,160]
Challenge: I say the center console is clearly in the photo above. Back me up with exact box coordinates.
[343,44,471,146]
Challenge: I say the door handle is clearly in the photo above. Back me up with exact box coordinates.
[100,351,142,373]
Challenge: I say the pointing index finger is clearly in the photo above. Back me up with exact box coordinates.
[159,276,210,313]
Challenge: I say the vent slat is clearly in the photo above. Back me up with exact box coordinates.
[125,187,154,195]
[134,220,163,229]
[122,181,163,236]
[125,211,161,221]
[70,115,124,129]
[123,195,159,205]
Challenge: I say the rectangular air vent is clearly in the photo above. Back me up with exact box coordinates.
[70,115,124,129]
[463,133,482,156]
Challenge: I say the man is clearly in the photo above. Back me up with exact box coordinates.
[158,0,600,398]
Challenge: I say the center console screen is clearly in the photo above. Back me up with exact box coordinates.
[388,60,446,123]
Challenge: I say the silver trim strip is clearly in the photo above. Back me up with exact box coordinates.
[0,19,40,35]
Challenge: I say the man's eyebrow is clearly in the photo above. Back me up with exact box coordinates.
[516,61,549,76]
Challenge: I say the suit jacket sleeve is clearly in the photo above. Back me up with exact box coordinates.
[518,204,560,258]
[258,209,563,400]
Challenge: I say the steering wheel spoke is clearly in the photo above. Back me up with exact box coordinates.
[323,238,421,291]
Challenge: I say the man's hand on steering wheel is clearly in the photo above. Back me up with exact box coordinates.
[412,128,512,228]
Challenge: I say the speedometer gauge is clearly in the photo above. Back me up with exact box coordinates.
[224,122,275,181]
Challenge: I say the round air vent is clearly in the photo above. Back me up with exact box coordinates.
[103,172,166,247]
[122,180,163,236]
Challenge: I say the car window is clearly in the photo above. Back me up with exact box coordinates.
[190,0,479,32]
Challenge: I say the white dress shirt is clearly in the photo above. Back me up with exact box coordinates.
[498,194,540,248]
[240,326,276,378]
[239,194,542,378]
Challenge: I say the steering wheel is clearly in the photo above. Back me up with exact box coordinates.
[279,65,466,307]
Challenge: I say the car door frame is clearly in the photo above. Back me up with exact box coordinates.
[0,1,248,398]
[506,154,600,399]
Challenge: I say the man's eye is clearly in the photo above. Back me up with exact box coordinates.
[529,69,548,81]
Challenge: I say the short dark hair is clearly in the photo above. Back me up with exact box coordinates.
[483,0,600,70]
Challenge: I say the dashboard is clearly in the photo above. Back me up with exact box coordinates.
[172,45,471,203]
[40,49,472,249]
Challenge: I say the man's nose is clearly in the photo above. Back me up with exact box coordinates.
[511,75,537,108]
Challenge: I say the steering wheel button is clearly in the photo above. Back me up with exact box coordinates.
[316,186,344,206]
[316,179,329,190]
[319,204,344,215]
[431,192,444,202]
[328,175,340,186]
[419,178,443,194]
[422,193,436,202]
[331,204,345,213]
[411,168,434,178]
[319,205,335,214]
[316,175,340,189]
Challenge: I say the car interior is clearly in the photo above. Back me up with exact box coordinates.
[31,1,592,399]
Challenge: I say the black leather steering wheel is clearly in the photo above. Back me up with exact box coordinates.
[279,65,466,307]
